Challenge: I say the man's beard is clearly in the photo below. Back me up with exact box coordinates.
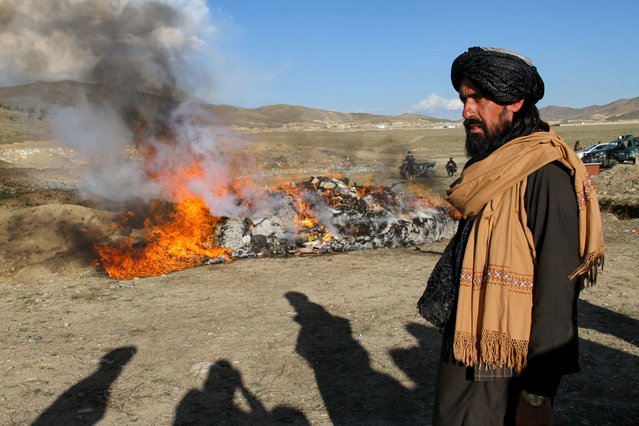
[464,108,512,162]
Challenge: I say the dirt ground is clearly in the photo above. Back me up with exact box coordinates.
[0,139,638,425]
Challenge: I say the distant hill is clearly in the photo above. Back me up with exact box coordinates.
[0,81,449,132]
[0,80,139,110]
[0,81,637,133]
[539,97,639,122]
[0,102,51,144]
[206,104,447,130]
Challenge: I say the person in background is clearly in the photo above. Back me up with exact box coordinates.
[446,157,458,176]
[405,151,416,178]
[400,151,417,179]
[418,47,604,425]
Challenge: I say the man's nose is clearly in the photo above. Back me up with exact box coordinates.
[462,101,476,119]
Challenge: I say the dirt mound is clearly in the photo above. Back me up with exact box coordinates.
[591,164,639,217]
[0,202,115,278]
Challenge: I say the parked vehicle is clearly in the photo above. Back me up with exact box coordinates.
[581,135,638,168]
[399,159,435,179]
[577,142,608,159]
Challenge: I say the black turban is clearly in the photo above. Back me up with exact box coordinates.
[451,47,545,105]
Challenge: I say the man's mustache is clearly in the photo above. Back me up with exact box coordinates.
[463,118,487,131]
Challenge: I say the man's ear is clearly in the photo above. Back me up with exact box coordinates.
[507,99,525,113]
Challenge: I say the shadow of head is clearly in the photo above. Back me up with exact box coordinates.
[285,291,309,307]
[203,359,243,389]
[99,346,137,370]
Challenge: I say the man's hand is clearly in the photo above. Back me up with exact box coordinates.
[516,394,552,426]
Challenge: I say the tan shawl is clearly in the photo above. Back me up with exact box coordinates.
[446,130,604,373]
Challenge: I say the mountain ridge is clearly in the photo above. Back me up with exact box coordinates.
[0,80,637,130]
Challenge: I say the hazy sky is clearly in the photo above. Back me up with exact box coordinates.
[207,0,639,118]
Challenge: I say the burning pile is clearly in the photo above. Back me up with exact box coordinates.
[220,176,456,258]
[94,174,457,280]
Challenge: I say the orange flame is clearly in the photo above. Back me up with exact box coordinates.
[280,182,334,242]
[93,148,236,280]
[94,196,231,280]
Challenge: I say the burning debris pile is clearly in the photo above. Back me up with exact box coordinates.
[94,175,458,280]
[220,176,456,258]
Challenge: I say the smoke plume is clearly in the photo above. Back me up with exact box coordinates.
[0,0,262,217]
[0,0,212,97]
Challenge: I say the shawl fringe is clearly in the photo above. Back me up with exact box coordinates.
[571,251,605,288]
[454,330,528,373]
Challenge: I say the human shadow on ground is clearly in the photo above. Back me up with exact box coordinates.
[389,321,442,409]
[32,346,137,426]
[556,336,639,425]
[578,298,639,347]
[174,359,309,425]
[553,299,639,425]
[285,291,438,425]
[285,291,639,425]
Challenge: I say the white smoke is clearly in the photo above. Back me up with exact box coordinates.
[61,97,262,217]
[155,100,262,218]
[48,94,166,202]
[50,95,131,160]
[78,160,165,203]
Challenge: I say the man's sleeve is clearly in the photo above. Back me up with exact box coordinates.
[522,161,582,397]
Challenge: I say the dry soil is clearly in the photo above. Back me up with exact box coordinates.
[0,138,638,425]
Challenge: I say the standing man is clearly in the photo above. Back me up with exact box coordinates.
[418,47,604,425]
[405,151,417,179]
[446,157,458,176]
